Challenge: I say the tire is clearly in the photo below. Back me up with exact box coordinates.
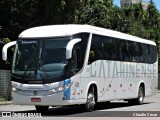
[128,86,144,105]
[35,106,49,113]
[85,86,96,112]
[136,86,144,105]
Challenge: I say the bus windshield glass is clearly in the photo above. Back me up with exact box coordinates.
[12,37,70,80]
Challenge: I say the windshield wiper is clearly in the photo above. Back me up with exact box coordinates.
[23,46,50,80]
[22,57,36,79]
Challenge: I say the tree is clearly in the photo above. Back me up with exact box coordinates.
[0,0,79,40]
[0,0,45,40]
[74,0,113,28]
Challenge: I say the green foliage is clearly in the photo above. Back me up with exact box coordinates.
[0,0,78,40]
[0,0,44,40]
[0,97,4,101]
[2,38,11,43]
[0,38,12,68]
[74,0,160,41]
[0,96,6,101]
[74,0,113,28]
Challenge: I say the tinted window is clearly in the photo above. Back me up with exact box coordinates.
[115,39,123,61]
[128,41,136,62]
[121,40,129,61]
[135,43,143,62]
[142,44,149,63]
[87,34,157,64]
[149,45,157,64]
[88,34,103,64]
[103,37,116,60]
[73,33,89,69]
[66,33,89,77]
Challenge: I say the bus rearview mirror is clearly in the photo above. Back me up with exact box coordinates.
[66,38,81,59]
[2,41,16,61]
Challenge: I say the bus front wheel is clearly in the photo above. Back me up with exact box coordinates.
[85,86,96,112]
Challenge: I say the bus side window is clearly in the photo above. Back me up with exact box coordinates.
[66,44,80,77]
[73,33,89,69]
[115,39,122,61]
[72,49,78,70]
[103,37,115,60]
[142,44,149,63]
[128,41,136,62]
[137,43,143,63]
[149,45,157,64]
[129,41,143,63]
[121,40,128,61]
[88,34,103,64]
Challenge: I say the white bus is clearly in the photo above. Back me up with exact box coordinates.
[2,25,158,112]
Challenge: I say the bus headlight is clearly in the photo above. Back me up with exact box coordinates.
[49,84,71,94]
[57,86,64,91]
[49,86,63,94]
[12,81,21,92]
[12,87,17,92]
[12,87,21,92]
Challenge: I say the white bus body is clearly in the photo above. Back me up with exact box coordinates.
[2,25,158,112]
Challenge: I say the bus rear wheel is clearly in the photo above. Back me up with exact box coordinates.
[85,86,96,112]
[35,106,49,113]
[128,86,144,105]
[135,86,144,105]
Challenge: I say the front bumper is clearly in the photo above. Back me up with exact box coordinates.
[12,91,70,106]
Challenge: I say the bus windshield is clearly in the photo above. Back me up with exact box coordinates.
[12,37,70,80]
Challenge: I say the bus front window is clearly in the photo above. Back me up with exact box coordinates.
[12,37,70,80]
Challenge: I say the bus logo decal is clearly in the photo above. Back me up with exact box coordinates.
[33,91,38,96]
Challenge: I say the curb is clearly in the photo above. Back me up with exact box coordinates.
[0,101,11,105]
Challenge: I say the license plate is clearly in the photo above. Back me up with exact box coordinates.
[31,98,41,102]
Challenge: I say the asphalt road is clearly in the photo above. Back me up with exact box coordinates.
[1,93,160,119]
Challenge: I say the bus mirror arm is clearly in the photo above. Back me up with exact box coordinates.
[2,41,16,61]
[66,38,81,59]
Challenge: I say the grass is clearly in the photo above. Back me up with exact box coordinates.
[0,96,6,102]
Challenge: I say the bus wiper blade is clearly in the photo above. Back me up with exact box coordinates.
[22,62,36,79]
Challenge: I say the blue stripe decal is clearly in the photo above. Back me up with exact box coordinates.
[64,79,71,100]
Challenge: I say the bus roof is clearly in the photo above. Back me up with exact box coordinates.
[19,24,156,46]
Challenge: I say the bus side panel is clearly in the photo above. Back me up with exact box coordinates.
[69,74,82,104]
[145,63,158,97]
[80,62,108,102]
[115,62,137,99]
[80,60,117,103]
